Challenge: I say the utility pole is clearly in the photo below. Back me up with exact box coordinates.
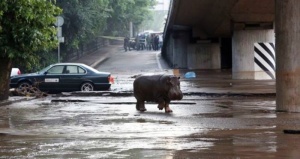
[130,22,133,38]
[55,16,64,63]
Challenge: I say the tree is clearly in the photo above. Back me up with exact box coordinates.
[55,0,110,61]
[0,0,61,100]
[105,0,156,36]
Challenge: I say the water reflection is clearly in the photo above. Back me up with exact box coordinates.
[2,95,300,158]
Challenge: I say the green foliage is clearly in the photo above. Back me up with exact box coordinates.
[105,0,156,36]
[0,0,62,70]
[56,0,110,52]
[35,51,57,71]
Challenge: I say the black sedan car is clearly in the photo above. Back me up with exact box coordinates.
[10,63,114,92]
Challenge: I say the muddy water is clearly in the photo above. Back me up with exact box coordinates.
[0,95,300,158]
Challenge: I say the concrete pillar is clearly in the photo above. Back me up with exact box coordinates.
[254,42,276,80]
[172,31,188,68]
[276,0,300,112]
[187,43,221,69]
[232,30,275,79]
[164,35,174,66]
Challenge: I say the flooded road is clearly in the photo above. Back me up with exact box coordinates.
[1,94,300,158]
[1,47,300,158]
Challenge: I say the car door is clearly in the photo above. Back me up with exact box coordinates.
[59,65,87,91]
[39,65,65,91]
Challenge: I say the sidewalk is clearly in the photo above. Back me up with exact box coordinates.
[69,45,118,68]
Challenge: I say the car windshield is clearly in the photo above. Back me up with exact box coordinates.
[37,65,52,74]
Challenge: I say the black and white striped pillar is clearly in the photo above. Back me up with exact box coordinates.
[254,42,275,79]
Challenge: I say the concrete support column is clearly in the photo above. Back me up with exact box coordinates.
[163,31,189,68]
[232,30,275,79]
[163,35,174,67]
[276,0,300,112]
[172,31,188,68]
[187,43,221,69]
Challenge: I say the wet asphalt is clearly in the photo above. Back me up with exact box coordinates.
[1,45,300,159]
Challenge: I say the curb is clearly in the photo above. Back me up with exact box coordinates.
[90,56,109,68]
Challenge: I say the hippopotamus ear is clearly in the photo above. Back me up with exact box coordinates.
[166,76,171,84]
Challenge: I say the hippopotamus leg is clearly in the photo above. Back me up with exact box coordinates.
[165,103,173,113]
[156,97,165,110]
[157,102,165,110]
[164,99,173,113]
[136,100,147,112]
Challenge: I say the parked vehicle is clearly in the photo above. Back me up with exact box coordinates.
[10,63,114,92]
[10,68,21,76]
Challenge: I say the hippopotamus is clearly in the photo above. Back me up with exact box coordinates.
[133,75,183,113]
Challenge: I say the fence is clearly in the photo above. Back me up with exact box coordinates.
[64,37,122,62]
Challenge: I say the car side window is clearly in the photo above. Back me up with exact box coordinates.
[67,66,78,74]
[78,67,86,74]
[66,66,86,74]
[47,66,64,74]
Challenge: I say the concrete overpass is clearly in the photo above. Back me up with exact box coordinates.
[162,0,300,112]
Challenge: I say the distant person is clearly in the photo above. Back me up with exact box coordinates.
[135,35,140,50]
[151,34,155,50]
[139,34,146,50]
[154,35,159,51]
[146,35,151,50]
[124,36,130,52]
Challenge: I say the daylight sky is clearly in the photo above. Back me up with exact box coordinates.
[154,0,170,11]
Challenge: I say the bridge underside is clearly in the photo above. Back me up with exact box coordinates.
[163,0,275,73]
[168,0,274,39]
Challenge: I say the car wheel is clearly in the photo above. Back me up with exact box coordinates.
[18,82,31,93]
[81,82,94,91]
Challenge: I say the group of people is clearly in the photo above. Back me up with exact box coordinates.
[124,33,163,52]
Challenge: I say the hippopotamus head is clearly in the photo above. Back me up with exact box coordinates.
[166,75,183,100]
